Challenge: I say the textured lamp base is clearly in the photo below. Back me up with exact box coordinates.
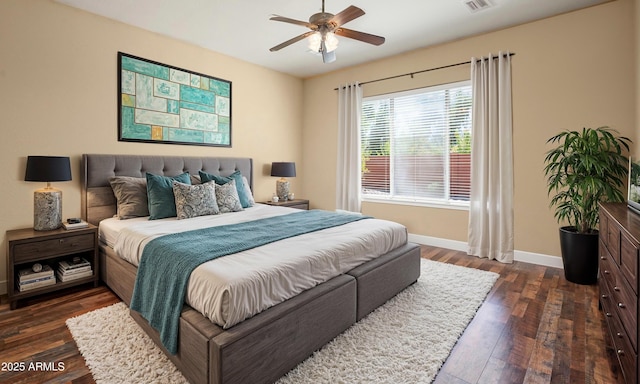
[276,180,290,201]
[34,189,62,231]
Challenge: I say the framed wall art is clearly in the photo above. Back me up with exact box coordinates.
[118,52,232,147]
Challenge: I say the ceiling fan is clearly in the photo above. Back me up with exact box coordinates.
[269,0,385,64]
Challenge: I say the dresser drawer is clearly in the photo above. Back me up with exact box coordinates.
[620,231,639,295]
[600,241,638,353]
[611,273,638,352]
[13,233,95,263]
[600,272,613,316]
[607,219,621,262]
[600,243,616,290]
[600,212,609,246]
[603,295,638,384]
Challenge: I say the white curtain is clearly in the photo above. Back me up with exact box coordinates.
[468,52,514,263]
[336,83,362,212]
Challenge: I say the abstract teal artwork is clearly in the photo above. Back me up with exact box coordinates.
[118,52,232,147]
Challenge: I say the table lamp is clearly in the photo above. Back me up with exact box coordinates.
[25,156,72,230]
[271,162,296,201]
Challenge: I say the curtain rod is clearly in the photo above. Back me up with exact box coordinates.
[334,52,515,90]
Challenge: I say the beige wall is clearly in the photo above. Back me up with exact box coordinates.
[0,0,303,293]
[0,0,636,295]
[302,0,637,259]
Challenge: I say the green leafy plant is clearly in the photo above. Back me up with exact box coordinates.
[544,127,631,234]
[451,131,472,154]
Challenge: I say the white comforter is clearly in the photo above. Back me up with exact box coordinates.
[101,204,407,328]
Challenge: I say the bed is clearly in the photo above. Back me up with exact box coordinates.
[81,153,421,384]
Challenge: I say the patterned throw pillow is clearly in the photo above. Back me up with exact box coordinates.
[215,179,244,213]
[172,181,219,219]
[200,170,252,208]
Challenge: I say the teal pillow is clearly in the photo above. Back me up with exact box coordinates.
[146,172,191,220]
[199,170,251,208]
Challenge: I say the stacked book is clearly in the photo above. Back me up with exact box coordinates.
[17,264,56,291]
[57,257,93,282]
[62,219,89,230]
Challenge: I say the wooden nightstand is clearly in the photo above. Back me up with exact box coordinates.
[263,199,309,210]
[6,224,99,310]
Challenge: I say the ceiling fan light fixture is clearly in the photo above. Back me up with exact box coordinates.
[308,31,339,54]
[308,32,322,52]
[324,32,339,52]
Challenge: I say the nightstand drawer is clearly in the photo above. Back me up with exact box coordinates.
[13,233,95,263]
[288,203,309,210]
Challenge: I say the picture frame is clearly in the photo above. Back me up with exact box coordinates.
[117,52,232,147]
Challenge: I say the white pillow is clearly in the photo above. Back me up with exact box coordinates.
[242,176,255,207]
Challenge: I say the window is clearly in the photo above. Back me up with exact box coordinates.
[360,81,472,208]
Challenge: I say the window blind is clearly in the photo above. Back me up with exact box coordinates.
[361,81,472,205]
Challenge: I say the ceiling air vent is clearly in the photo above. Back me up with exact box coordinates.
[464,0,492,13]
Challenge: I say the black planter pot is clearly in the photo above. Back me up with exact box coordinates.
[559,226,599,285]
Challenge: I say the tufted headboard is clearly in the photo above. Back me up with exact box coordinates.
[81,154,253,226]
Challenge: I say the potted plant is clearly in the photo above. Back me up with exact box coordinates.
[544,126,631,284]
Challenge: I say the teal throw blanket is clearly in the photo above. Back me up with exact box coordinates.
[130,209,370,354]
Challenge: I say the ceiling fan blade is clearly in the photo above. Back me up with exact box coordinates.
[335,28,385,46]
[270,31,316,52]
[270,15,317,29]
[329,6,365,27]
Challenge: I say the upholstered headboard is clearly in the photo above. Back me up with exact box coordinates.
[81,154,253,225]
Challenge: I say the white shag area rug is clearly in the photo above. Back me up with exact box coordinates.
[66,259,498,384]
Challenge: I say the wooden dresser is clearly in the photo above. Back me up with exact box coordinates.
[599,202,640,383]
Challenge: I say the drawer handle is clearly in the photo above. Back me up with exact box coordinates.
[604,270,610,275]
[614,286,620,292]
[602,294,609,299]
[618,303,626,309]
[617,349,625,356]
[617,332,624,338]
[601,256,606,260]
[606,312,612,317]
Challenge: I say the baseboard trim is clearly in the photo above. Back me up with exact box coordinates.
[408,233,564,269]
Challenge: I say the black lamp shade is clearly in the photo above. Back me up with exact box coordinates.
[271,162,296,178]
[25,156,72,182]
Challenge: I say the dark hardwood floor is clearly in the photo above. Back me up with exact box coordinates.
[425,246,622,384]
[0,245,623,384]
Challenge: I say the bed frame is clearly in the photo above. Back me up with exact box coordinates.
[81,154,421,384]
